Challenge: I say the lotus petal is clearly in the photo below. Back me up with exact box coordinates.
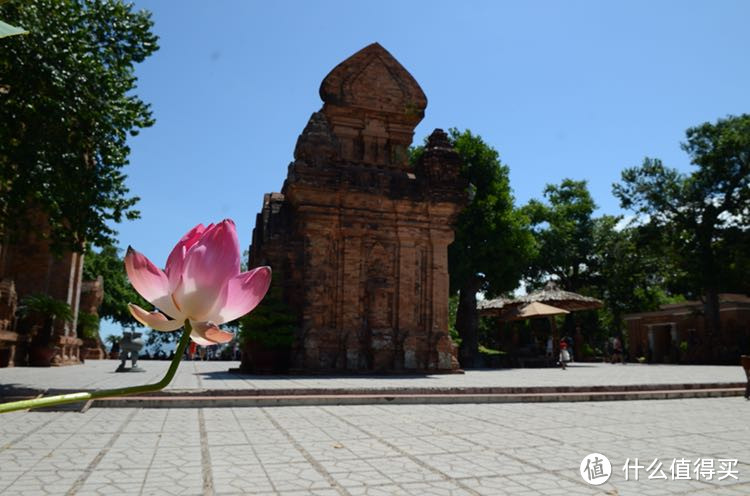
[128,303,184,331]
[165,223,207,291]
[125,247,183,319]
[174,220,240,320]
[214,267,272,324]
[191,321,234,344]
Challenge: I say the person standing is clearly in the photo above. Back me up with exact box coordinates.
[565,335,575,362]
[612,337,624,364]
[559,339,570,370]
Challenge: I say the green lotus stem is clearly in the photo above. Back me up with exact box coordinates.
[0,320,193,414]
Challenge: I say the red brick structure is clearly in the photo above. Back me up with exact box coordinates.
[79,276,106,360]
[247,43,466,372]
[624,294,750,364]
[0,278,20,366]
[0,211,83,366]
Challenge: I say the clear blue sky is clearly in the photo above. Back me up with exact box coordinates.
[102,0,750,338]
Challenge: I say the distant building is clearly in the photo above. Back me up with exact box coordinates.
[624,294,750,364]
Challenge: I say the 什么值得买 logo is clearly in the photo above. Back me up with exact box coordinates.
[580,453,612,485]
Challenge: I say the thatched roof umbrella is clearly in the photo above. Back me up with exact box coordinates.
[477,284,602,362]
[502,301,570,321]
[478,283,602,317]
[504,302,570,361]
[516,287,603,312]
[489,301,570,354]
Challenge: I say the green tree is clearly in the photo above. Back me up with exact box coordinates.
[0,0,27,38]
[414,129,534,368]
[589,216,667,337]
[613,114,750,335]
[84,244,184,351]
[524,179,597,292]
[239,283,296,350]
[0,0,158,252]
[18,293,73,347]
[76,311,101,340]
[104,333,119,352]
[82,244,147,328]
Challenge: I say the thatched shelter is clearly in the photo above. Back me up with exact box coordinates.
[477,283,603,366]
[478,283,602,318]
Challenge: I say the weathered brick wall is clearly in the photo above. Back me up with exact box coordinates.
[0,210,83,365]
[247,44,466,372]
[79,276,106,359]
[625,301,750,364]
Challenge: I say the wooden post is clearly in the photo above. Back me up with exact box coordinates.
[550,316,558,363]
[741,355,750,399]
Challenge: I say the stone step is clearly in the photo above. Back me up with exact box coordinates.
[3,382,746,410]
[88,385,747,408]
[4,382,746,398]
[114,381,750,396]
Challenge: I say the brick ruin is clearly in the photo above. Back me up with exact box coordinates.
[247,43,466,372]
[0,278,19,366]
[79,276,106,360]
[0,211,98,366]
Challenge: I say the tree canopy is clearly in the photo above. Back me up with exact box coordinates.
[447,129,535,299]
[613,114,750,333]
[413,128,534,367]
[524,179,597,292]
[518,178,682,346]
[0,0,158,252]
[82,244,147,328]
[588,215,667,336]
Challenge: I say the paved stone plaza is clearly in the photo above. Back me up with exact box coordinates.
[1,363,747,494]
[0,361,745,394]
[0,398,747,495]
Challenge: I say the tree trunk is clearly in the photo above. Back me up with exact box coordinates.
[704,288,721,337]
[612,309,623,339]
[456,278,481,369]
[698,225,721,346]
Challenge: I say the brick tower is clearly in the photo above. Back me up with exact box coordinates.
[248,43,466,372]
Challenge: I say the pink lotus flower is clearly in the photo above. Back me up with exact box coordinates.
[125,219,271,345]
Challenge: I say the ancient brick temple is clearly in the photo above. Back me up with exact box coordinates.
[247,43,466,372]
[0,211,85,366]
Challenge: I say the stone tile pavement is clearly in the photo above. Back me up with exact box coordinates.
[0,360,746,395]
[0,397,748,495]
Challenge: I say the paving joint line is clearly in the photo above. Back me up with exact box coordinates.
[230,407,279,494]
[425,404,724,493]
[260,407,351,496]
[66,408,140,496]
[0,411,65,492]
[322,405,482,495]
[137,408,171,496]
[198,409,215,496]
[0,411,62,451]
[424,404,599,492]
